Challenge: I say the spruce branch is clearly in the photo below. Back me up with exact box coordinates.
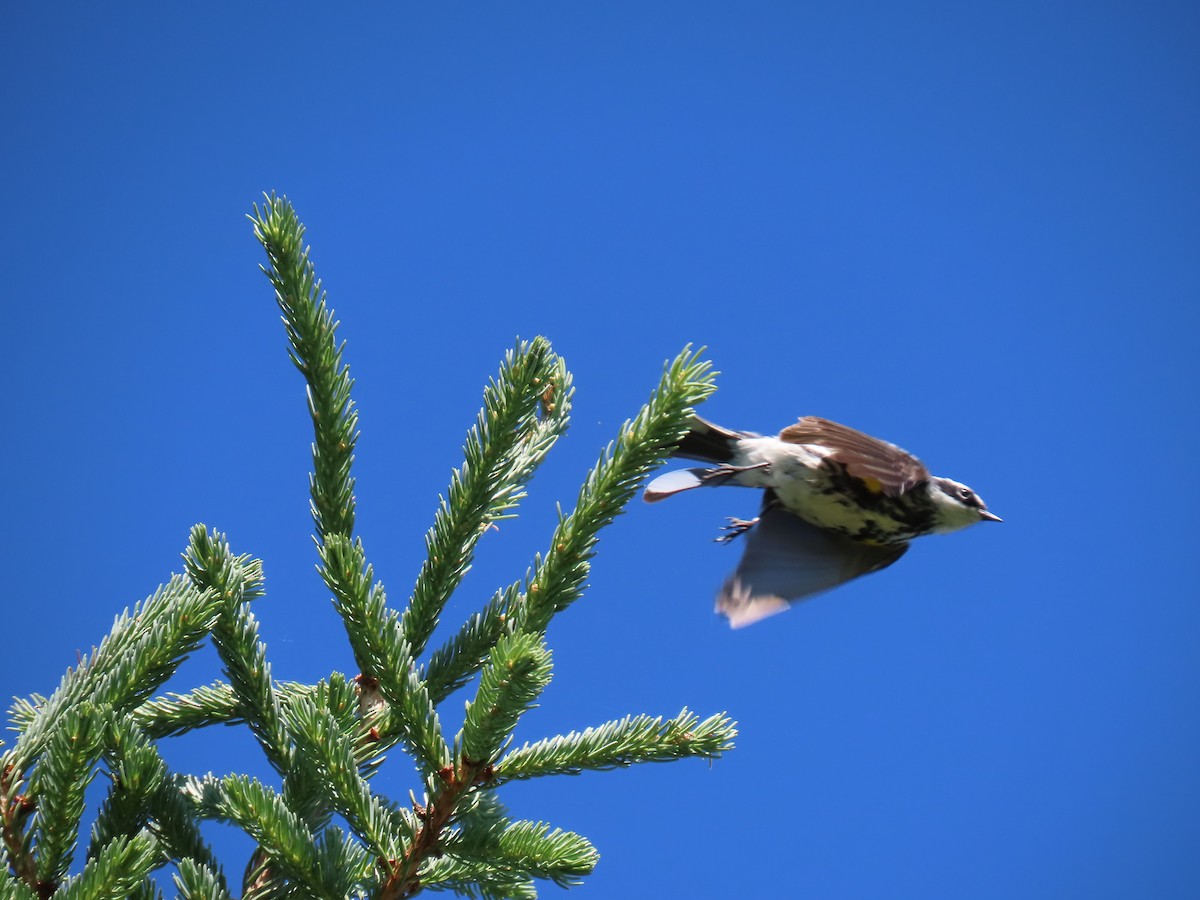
[1,874,39,900]
[199,776,328,897]
[0,761,35,888]
[316,534,450,776]
[253,196,455,783]
[130,683,243,739]
[53,830,159,900]
[88,715,226,889]
[458,634,552,768]
[279,674,391,834]
[7,197,739,897]
[284,696,416,862]
[384,637,556,898]
[143,782,225,893]
[174,858,234,900]
[312,827,376,898]
[10,577,221,771]
[88,716,165,859]
[513,346,715,633]
[422,349,716,711]
[6,696,44,735]
[245,207,455,772]
[418,873,535,900]
[251,194,358,545]
[428,820,596,892]
[421,587,517,707]
[496,709,736,781]
[401,339,572,659]
[317,535,393,679]
[253,195,398,710]
[30,705,104,889]
[3,575,220,889]
[182,527,289,775]
[470,820,596,888]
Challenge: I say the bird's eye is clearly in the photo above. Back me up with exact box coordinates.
[958,487,975,503]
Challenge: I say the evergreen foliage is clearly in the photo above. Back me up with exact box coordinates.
[1,194,736,898]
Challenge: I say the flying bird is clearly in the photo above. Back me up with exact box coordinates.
[644,415,1000,627]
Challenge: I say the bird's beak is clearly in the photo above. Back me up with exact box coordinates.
[979,510,1003,523]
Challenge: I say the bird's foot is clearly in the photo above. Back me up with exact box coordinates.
[716,516,759,543]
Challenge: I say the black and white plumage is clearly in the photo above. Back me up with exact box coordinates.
[645,415,1000,627]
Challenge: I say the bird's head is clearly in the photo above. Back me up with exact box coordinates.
[928,477,1001,532]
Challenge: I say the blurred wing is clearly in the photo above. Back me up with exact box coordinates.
[715,505,908,628]
[778,416,928,496]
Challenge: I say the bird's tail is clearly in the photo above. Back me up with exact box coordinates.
[673,415,748,463]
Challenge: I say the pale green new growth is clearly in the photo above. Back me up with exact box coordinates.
[0,194,736,899]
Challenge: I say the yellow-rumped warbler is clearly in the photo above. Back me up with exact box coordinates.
[644,415,1000,627]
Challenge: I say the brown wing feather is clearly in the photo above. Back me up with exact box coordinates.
[777,417,928,496]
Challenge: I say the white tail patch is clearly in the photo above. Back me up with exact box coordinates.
[643,468,705,502]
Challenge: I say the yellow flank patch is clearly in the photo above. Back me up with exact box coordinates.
[862,476,884,493]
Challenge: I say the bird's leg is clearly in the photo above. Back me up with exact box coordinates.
[716,516,759,543]
[695,461,771,488]
[717,461,771,477]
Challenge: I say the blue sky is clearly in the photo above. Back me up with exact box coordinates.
[3,3,1198,897]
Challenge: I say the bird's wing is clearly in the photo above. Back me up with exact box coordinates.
[778,416,928,496]
[715,504,908,628]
